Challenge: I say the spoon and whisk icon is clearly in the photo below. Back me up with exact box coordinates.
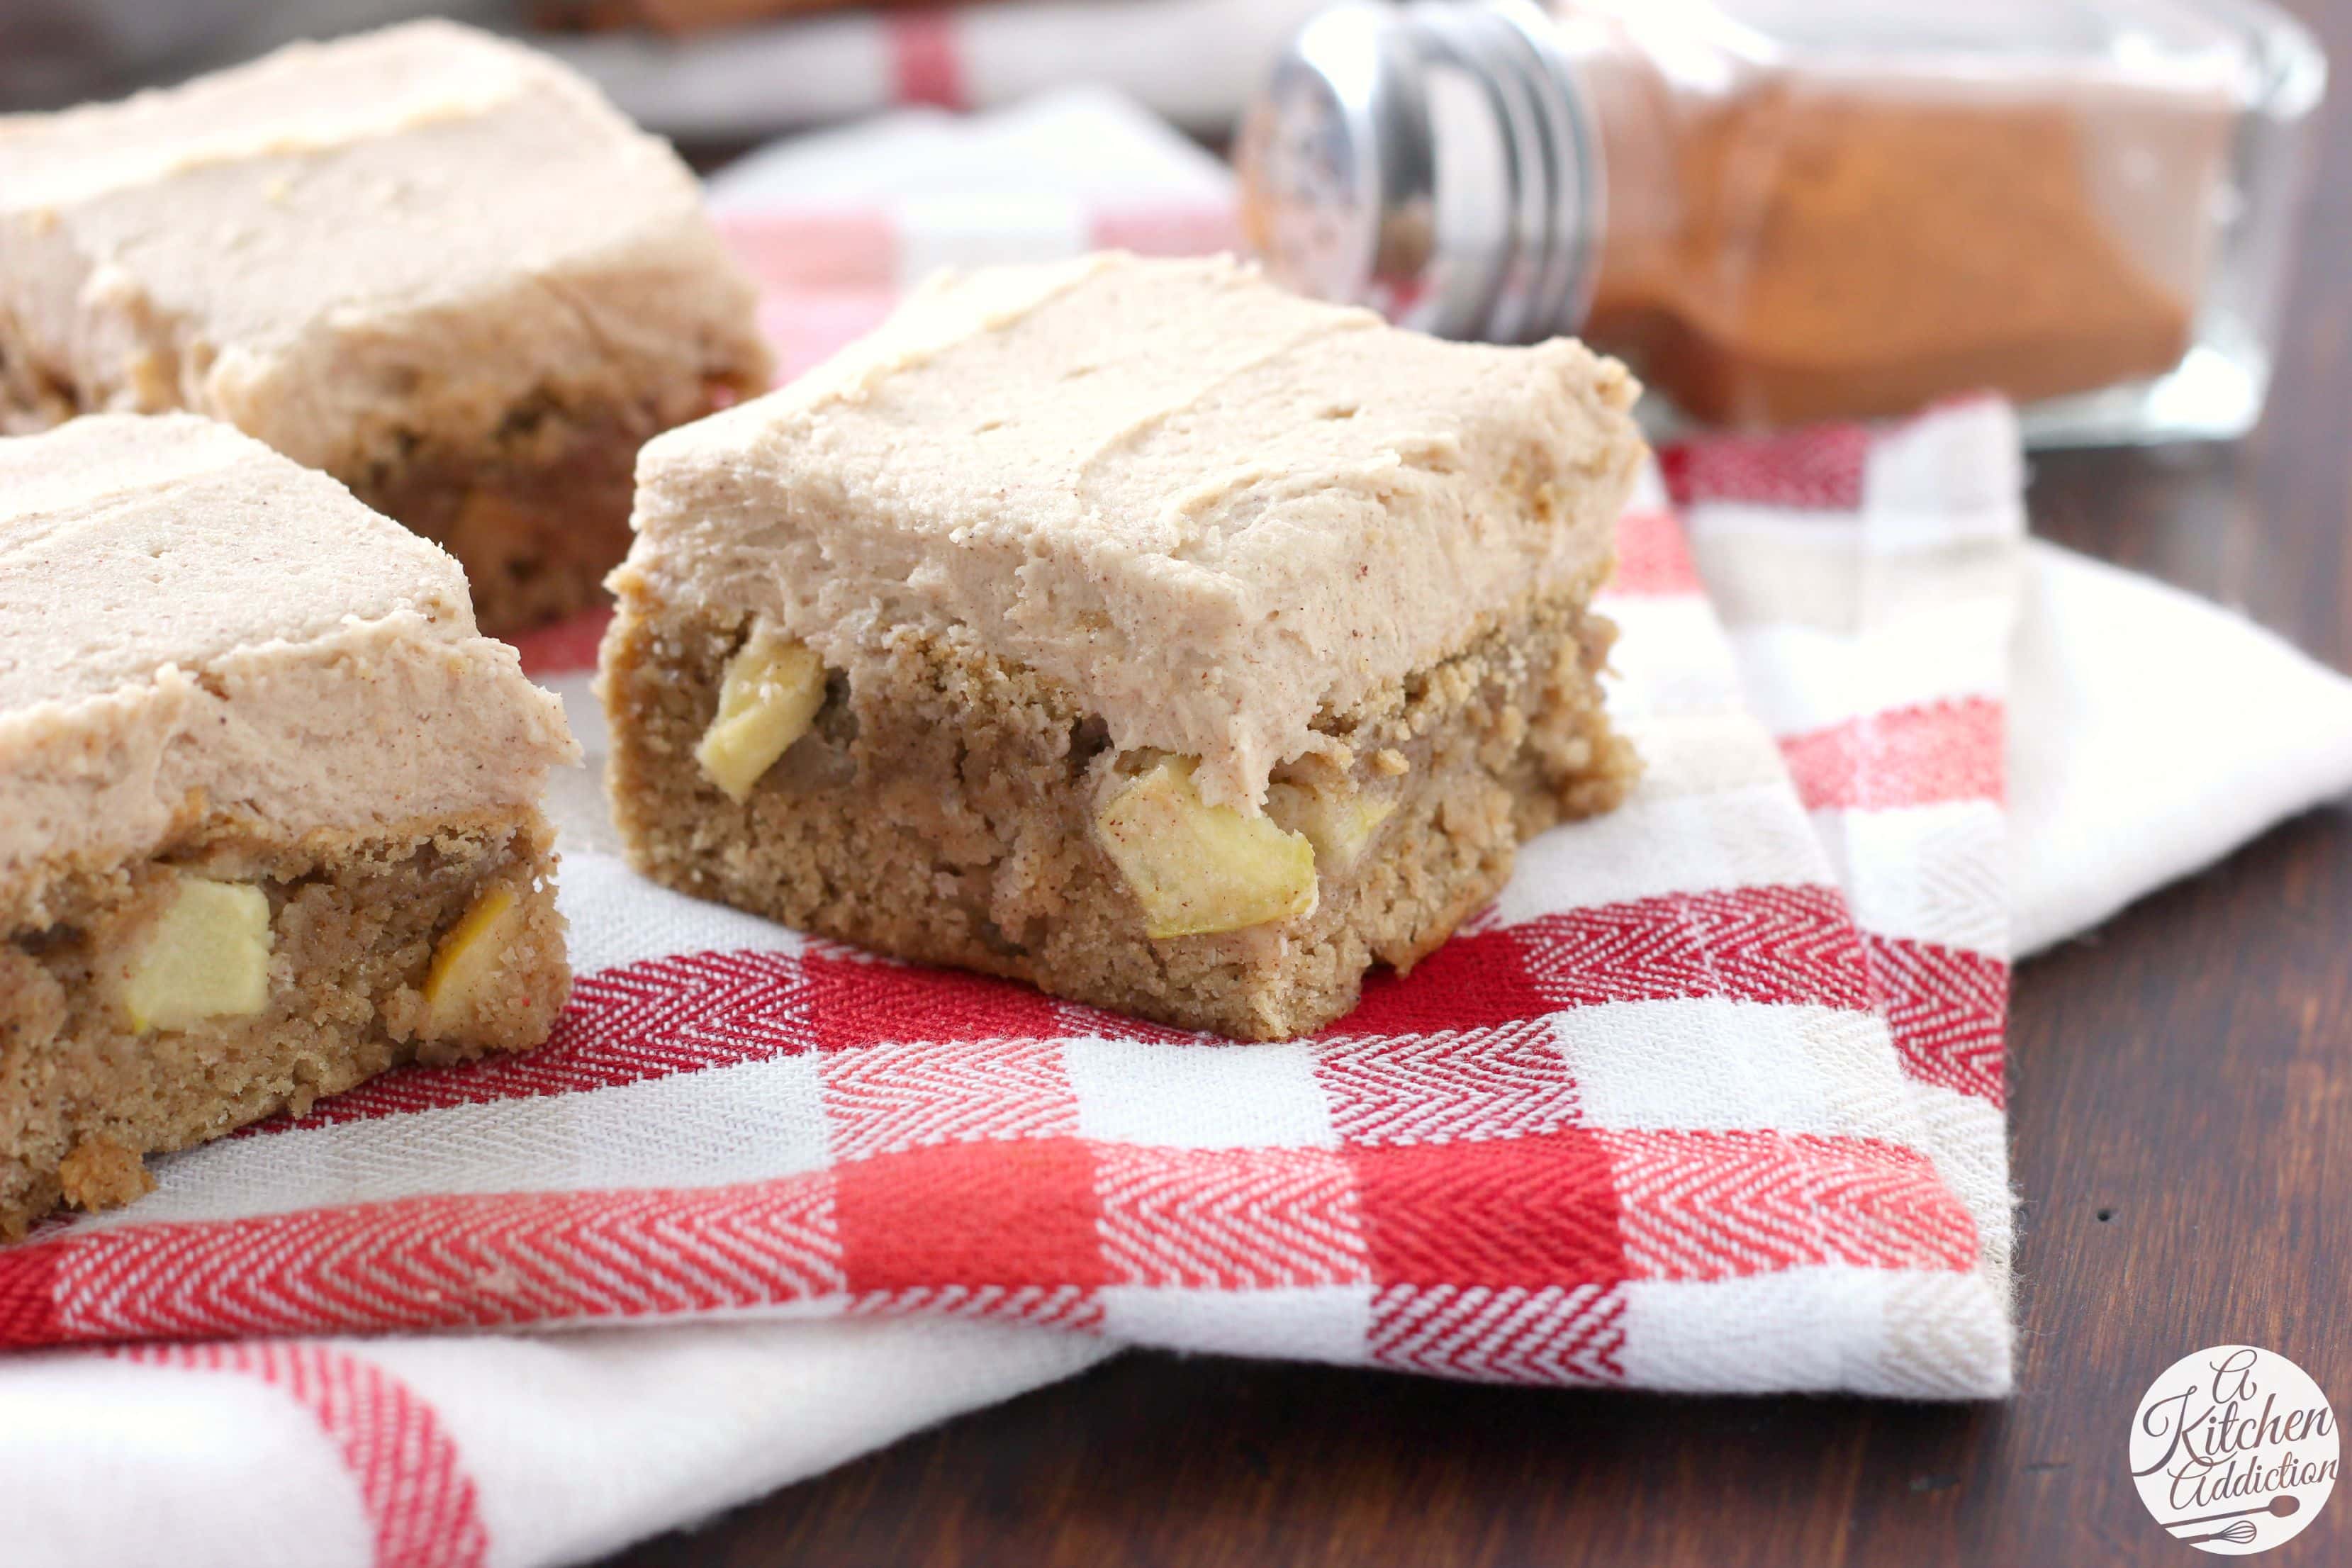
[2161,1493,2300,1545]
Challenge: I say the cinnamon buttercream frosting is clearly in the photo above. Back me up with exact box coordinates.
[618,253,1642,809]
[0,20,769,475]
[0,415,578,895]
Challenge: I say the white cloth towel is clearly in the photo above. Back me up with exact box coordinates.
[2010,542,2352,954]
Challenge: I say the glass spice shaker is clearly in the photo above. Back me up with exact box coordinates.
[1234,0,2326,444]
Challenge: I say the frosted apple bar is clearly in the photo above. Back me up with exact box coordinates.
[0,415,578,1237]
[0,21,773,634]
[598,255,1642,1040]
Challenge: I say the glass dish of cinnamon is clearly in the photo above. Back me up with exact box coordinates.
[1238,0,2326,444]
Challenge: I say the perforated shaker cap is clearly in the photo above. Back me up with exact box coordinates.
[1235,0,1601,343]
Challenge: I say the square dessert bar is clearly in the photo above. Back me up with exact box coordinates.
[0,415,580,1236]
[601,254,1642,1040]
[0,20,772,634]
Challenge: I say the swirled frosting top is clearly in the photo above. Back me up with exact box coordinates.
[620,253,1642,809]
[0,20,768,476]
[0,415,577,895]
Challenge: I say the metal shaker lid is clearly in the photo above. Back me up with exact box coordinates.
[1236,0,1601,343]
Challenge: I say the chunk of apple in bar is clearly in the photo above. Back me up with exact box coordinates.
[1265,780,1396,868]
[420,884,524,1037]
[1096,757,1318,939]
[119,874,272,1032]
[697,624,827,804]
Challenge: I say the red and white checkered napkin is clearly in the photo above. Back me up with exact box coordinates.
[0,401,2020,1406]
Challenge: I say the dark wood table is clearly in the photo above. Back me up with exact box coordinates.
[618,4,2352,1559]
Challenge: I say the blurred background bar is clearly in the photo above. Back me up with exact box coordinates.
[0,0,1323,135]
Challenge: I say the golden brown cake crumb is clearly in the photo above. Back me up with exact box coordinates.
[56,1136,155,1216]
[2,813,568,1238]
[603,593,1635,1040]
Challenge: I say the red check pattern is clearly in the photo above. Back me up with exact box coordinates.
[1670,401,2020,1355]
[113,1340,488,1568]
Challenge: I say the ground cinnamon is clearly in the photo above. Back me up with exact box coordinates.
[1242,0,2294,435]
[1595,91,2208,423]
[1564,43,2236,427]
